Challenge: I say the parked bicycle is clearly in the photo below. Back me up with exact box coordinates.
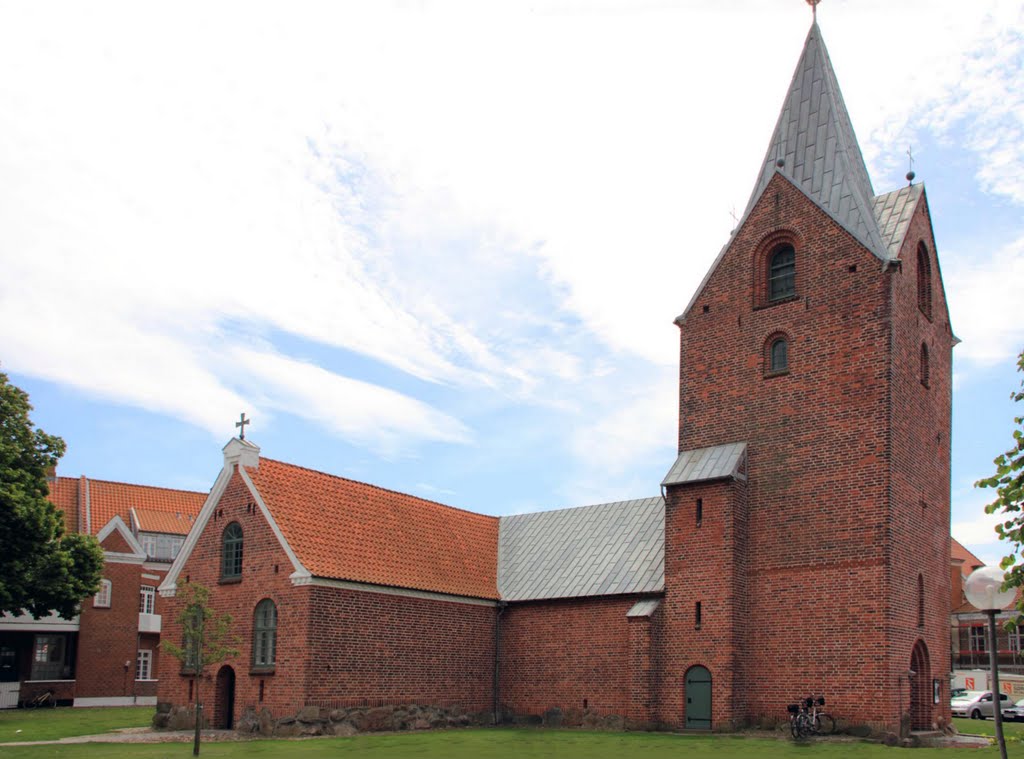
[787,695,834,739]
[23,689,56,709]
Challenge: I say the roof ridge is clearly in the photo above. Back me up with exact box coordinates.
[54,475,206,497]
[502,495,663,521]
[255,457,499,523]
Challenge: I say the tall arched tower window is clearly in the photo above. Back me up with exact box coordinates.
[918,574,925,628]
[917,243,932,320]
[769,245,796,302]
[222,523,243,580]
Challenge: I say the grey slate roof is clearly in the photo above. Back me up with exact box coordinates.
[661,442,747,487]
[627,599,661,618]
[873,183,924,258]
[742,22,889,261]
[498,497,664,602]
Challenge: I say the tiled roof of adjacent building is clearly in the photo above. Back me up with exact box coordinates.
[951,537,985,575]
[131,507,197,536]
[245,458,500,600]
[743,22,889,260]
[498,497,664,602]
[47,476,205,536]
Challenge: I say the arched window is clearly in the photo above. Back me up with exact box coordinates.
[222,522,243,579]
[768,245,796,302]
[917,243,932,320]
[918,574,925,628]
[93,579,112,608]
[770,338,789,373]
[253,599,277,668]
[920,343,929,388]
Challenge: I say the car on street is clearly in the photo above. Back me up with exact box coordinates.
[951,691,1010,719]
[1002,698,1024,722]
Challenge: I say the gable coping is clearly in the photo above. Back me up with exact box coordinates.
[96,514,146,565]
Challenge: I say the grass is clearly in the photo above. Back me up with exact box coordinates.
[953,716,1024,737]
[0,728,1019,759]
[0,706,152,742]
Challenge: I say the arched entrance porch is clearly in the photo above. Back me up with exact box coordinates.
[214,665,236,730]
[909,640,931,730]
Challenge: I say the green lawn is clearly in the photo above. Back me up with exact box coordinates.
[0,706,152,742]
[0,729,1016,759]
[953,716,1024,738]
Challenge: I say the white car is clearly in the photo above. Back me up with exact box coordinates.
[951,691,1010,719]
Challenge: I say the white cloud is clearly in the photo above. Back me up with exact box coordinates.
[0,0,1022,482]
[944,235,1024,366]
[228,347,472,455]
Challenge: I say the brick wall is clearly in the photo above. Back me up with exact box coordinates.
[884,194,954,729]
[76,544,145,699]
[159,470,312,725]
[499,595,645,720]
[667,174,950,731]
[305,586,495,712]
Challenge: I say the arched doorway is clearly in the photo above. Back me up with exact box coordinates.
[909,640,931,730]
[685,665,712,729]
[214,665,236,729]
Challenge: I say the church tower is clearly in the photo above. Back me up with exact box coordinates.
[659,17,954,733]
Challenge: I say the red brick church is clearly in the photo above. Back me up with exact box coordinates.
[158,17,953,735]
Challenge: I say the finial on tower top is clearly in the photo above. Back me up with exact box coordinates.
[806,0,821,20]
[235,412,251,441]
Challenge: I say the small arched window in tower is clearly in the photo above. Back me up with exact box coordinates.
[222,522,243,580]
[769,245,796,302]
[917,243,932,320]
[918,574,925,628]
[765,333,790,377]
[920,343,930,388]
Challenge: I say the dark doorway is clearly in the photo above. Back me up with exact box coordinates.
[909,640,931,730]
[214,665,235,729]
[685,665,712,729]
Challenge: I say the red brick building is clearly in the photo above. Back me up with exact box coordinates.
[157,19,953,735]
[0,477,204,708]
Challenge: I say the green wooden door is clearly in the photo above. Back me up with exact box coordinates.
[685,666,712,729]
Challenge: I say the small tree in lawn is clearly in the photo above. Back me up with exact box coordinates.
[162,582,238,755]
[979,348,1024,610]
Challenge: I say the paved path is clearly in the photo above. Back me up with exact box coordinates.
[0,727,245,746]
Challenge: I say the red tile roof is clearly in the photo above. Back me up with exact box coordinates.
[245,459,499,599]
[47,476,80,534]
[47,476,205,536]
[951,537,985,575]
[133,508,197,536]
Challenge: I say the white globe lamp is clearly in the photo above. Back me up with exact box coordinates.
[964,566,1015,759]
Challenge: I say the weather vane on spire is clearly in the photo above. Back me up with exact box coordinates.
[806,0,821,20]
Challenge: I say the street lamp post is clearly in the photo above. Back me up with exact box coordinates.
[964,567,1016,759]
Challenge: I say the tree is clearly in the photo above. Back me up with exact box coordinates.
[162,582,239,755]
[0,369,104,618]
[980,349,1024,592]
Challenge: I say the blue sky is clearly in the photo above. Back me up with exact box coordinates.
[1,0,1022,566]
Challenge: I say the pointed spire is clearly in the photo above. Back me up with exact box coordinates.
[741,21,890,260]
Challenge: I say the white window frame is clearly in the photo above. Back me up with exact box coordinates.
[139,585,156,615]
[1009,628,1024,654]
[93,579,112,608]
[136,649,154,681]
[969,625,987,652]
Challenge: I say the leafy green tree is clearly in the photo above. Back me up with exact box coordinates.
[162,582,239,755]
[0,370,103,618]
[980,349,1024,587]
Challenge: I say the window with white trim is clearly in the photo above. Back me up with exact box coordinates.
[136,649,153,681]
[969,625,987,652]
[139,585,156,615]
[31,634,68,680]
[1009,628,1024,654]
[94,579,112,608]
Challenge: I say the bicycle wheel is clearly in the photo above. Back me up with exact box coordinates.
[815,713,835,735]
[790,717,801,739]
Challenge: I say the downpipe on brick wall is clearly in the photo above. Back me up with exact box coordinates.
[493,600,508,725]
